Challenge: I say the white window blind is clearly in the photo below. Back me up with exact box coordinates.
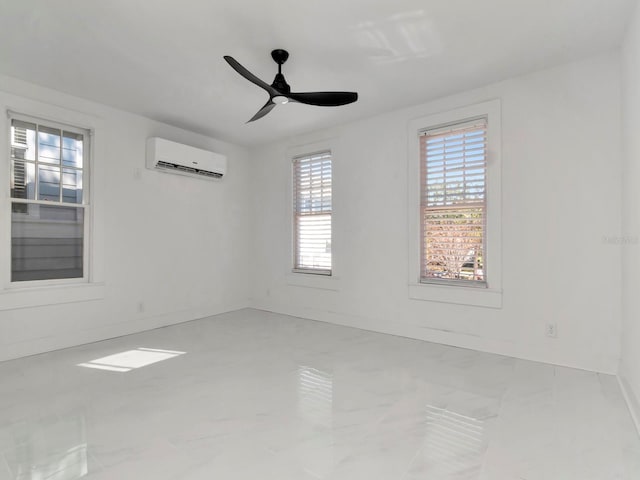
[293,151,332,275]
[420,117,487,285]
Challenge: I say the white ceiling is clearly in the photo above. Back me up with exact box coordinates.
[0,0,635,146]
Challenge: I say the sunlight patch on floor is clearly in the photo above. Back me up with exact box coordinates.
[77,347,185,372]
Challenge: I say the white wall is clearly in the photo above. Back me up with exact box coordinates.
[0,52,626,376]
[621,0,640,429]
[0,75,251,361]
[249,53,622,374]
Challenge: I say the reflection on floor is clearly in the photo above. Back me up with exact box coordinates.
[3,415,87,480]
[0,308,638,479]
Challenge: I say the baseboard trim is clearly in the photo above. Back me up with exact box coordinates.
[249,300,617,374]
[618,375,640,438]
[0,302,248,363]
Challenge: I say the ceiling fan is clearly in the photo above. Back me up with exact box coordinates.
[223,49,358,123]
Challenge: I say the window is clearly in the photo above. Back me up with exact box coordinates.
[292,151,332,275]
[420,118,487,286]
[9,114,89,283]
[408,100,501,308]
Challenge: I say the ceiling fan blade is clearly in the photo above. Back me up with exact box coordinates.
[224,56,278,96]
[287,91,358,107]
[247,100,276,123]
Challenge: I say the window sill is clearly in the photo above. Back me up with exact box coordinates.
[409,282,502,309]
[0,282,106,311]
[286,272,340,291]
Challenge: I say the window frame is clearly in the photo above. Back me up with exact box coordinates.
[291,149,333,276]
[285,139,341,290]
[4,111,92,289]
[420,117,488,287]
[408,100,502,308]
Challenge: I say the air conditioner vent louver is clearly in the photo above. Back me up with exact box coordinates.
[156,161,224,178]
[146,138,227,180]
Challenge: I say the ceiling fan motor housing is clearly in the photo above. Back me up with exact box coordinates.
[271,73,290,93]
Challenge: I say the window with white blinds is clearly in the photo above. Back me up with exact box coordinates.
[293,151,332,275]
[420,117,487,285]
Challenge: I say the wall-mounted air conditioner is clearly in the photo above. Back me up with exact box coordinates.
[146,137,227,180]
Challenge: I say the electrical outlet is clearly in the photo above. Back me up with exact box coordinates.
[545,322,557,338]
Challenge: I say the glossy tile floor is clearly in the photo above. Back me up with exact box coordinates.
[0,309,639,479]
